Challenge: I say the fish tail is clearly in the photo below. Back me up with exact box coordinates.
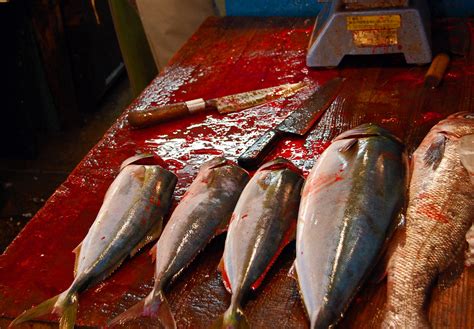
[309,308,337,329]
[9,292,78,329]
[211,305,250,329]
[108,290,176,329]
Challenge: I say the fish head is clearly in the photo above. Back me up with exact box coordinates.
[333,123,403,145]
[433,111,474,138]
[257,157,303,175]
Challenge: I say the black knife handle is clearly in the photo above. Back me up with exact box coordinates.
[238,129,282,169]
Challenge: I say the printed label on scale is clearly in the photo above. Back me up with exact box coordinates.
[347,15,400,47]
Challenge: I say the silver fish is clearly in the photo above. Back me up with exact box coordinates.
[10,155,177,329]
[214,158,304,328]
[296,124,407,329]
[108,157,249,328]
[383,112,474,328]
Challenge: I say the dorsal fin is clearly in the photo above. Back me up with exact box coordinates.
[72,242,82,277]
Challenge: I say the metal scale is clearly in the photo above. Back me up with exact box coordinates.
[307,0,432,67]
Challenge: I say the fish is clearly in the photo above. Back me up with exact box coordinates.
[108,157,249,328]
[9,154,177,329]
[382,112,474,328]
[214,157,304,328]
[295,123,408,329]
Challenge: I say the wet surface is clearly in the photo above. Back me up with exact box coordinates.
[0,17,473,328]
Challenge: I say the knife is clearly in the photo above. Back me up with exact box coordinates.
[237,77,345,169]
[127,82,305,128]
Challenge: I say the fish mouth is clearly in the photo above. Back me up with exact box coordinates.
[334,123,404,146]
[258,157,303,175]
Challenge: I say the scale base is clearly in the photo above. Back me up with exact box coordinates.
[307,0,432,67]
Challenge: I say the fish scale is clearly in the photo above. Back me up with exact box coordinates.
[383,112,474,329]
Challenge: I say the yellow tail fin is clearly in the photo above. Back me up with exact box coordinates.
[108,290,176,329]
[9,292,78,329]
[212,307,250,329]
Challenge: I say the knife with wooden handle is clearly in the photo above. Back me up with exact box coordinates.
[238,77,345,169]
[127,82,305,128]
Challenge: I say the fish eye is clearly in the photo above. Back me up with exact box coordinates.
[465,114,474,119]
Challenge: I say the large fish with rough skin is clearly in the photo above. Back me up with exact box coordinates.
[214,157,304,329]
[383,112,474,328]
[108,157,249,328]
[296,124,407,329]
[9,155,177,329]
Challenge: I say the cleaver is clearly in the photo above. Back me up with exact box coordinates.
[238,77,344,169]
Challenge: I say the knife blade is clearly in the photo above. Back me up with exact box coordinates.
[127,82,305,128]
[237,77,344,169]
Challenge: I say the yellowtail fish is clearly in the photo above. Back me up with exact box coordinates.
[296,124,407,328]
[213,158,304,329]
[9,155,177,329]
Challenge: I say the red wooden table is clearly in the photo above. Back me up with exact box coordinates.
[0,17,473,328]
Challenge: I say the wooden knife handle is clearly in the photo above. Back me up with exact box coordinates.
[128,98,209,128]
[128,103,190,128]
[238,129,282,169]
[424,53,450,88]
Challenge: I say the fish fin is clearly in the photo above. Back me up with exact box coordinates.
[218,258,232,293]
[215,218,230,236]
[250,219,296,291]
[58,293,79,329]
[287,261,298,280]
[130,219,163,257]
[108,290,176,329]
[310,308,338,329]
[459,134,474,184]
[72,242,82,277]
[10,292,78,329]
[9,295,60,328]
[466,223,474,267]
[149,244,157,263]
[423,134,446,169]
[338,138,358,153]
[211,307,250,329]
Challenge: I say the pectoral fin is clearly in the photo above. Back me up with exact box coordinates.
[424,134,446,169]
[459,134,474,184]
[338,138,358,153]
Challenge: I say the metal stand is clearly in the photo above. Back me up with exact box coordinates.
[306,0,432,67]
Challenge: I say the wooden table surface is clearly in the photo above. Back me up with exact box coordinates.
[0,17,473,328]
